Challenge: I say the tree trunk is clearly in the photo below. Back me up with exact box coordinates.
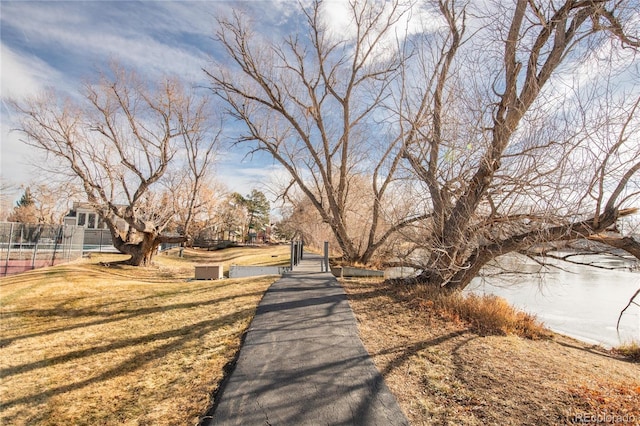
[111,231,159,266]
[126,235,159,266]
[587,235,640,261]
[414,208,633,292]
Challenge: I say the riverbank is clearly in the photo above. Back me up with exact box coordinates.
[342,278,640,425]
[464,254,640,349]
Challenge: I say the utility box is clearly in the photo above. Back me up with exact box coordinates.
[195,264,223,280]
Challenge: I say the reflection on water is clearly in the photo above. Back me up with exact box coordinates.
[465,254,640,348]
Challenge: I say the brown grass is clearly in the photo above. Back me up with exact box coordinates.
[613,341,640,362]
[407,284,551,339]
[140,245,291,275]
[342,278,640,425]
[0,246,288,426]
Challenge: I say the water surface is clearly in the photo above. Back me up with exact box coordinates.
[465,254,640,348]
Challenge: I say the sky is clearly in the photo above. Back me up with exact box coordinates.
[2,0,638,213]
[0,0,318,205]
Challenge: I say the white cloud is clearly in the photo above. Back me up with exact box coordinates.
[320,1,355,38]
[1,1,214,85]
[0,43,63,186]
[0,43,61,99]
[317,0,442,61]
[0,1,217,187]
[3,0,447,193]
[216,152,291,198]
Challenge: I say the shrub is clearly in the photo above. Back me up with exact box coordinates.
[407,285,550,339]
[613,341,640,362]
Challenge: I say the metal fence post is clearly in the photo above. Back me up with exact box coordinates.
[19,225,24,258]
[3,222,13,276]
[31,233,38,270]
[323,241,329,273]
[51,225,63,266]
[290,240,295,270]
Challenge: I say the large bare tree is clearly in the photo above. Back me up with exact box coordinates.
[205,0,429,263]
[398,0,639,290]
[12,64,218,266]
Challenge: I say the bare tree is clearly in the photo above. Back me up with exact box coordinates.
[398,0,639,290]
[170,178,225,245]
[205,0,429,263]
[12,64,218,266]
[166,115,220,239]
[617,288,640,334]
[0,180,18,221]
[276,173,419,266]
[212,192,249,242]
[276,188,343,252]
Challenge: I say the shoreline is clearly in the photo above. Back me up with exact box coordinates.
[465,259,640,349]
[342,277,640,425]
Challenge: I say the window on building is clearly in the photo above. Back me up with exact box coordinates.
[88,213,96,229]
[78,213,86,227]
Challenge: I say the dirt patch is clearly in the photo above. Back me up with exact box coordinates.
[342,278,640,425]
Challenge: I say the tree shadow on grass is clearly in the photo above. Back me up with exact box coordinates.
[0,286,264,349]
[0,307,255,412]
[555,338,633,362]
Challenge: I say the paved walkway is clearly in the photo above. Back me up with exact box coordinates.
[202,253,408,425]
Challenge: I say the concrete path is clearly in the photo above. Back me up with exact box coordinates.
[202,253,408,425]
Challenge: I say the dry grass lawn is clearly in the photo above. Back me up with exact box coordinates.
[342,278,640,425]
[0,245,289,426]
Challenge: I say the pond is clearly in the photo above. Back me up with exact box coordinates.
[465,253,640,348]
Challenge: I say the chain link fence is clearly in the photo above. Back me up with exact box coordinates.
[0,222,85,277]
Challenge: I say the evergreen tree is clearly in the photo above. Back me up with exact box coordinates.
[245,190,270,231]
[236,190,270,241]
[8,188,38,223]
[16,187,34,207]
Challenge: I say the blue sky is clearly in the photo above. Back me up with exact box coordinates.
[3,0,638,213]
[0,0,308,202]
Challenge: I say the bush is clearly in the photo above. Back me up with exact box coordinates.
[613,341,640,362]
[408,285,550,339]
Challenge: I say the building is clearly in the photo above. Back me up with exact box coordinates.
[64,202,126,248]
